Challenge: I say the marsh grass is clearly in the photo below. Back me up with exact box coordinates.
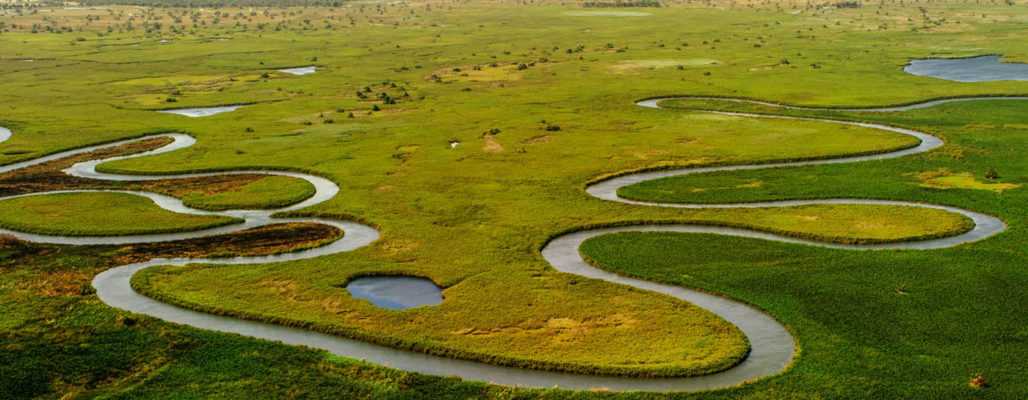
[0,192,239,236]
[1,1,1027,397]
[177,175,316,211]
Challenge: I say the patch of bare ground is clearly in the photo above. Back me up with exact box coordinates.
[482,134,504,153]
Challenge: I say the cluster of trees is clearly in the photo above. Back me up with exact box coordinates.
[354,81,410,106]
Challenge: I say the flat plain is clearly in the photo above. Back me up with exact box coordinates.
[0,0,1026,398]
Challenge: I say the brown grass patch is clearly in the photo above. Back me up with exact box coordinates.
[482,134,504,153]
[522,135,552,145]
[17,269,93,297]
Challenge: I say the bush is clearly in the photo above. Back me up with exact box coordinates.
[969,373,988,389]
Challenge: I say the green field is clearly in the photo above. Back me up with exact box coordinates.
[0,192,239,236]
[1,0,1026,398]
[174,175,316,211]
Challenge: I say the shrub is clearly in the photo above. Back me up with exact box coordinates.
[969,373,987,389]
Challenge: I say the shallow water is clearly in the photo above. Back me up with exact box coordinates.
[904,55,1028,82]
[0,127,10,144]
[158,105,242,117]
[279,66,317,75]
[346,276,443,310]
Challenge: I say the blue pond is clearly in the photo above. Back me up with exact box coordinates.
[904,55,1028,82]
[345,276,443,310]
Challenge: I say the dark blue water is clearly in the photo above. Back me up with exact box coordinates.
[905,55,1028,82]
[346,276,443,310]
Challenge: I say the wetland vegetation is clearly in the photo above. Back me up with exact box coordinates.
[1,0,1026,398]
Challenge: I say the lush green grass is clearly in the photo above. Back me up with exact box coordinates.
[0,0,1027,397]
[177,175,316,211]
[0,192,239,236]
[579,231,1027,399]
[0,248,502,400]
[622,98,1027,208]
[686,204,975,244]
[129,203,970,378]
[132,258,751,378]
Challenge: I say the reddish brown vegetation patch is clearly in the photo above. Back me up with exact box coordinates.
[0,137,173,196]
[1,223,342,298]
[0,137,278,201]
[970,373,988,389]
[17,269,95,297]
[115,222,343,264]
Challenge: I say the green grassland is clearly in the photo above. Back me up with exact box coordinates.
[579,231,1027,399]
[0,192,239,236]
[1,0,1027,398]
[176,175,316,211]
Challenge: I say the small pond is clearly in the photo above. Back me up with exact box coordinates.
[279,66,317,76]
[346,276,443,310]
[904,55,1028,82]
[158,105,242,117]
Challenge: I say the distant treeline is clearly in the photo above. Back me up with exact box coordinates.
[581,0,662,7]
[65,0,349,7]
